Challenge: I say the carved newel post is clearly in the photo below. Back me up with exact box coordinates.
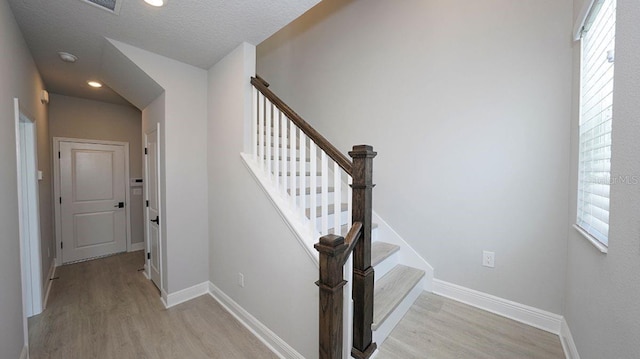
[349,145,377,359]
[315,234,348,359]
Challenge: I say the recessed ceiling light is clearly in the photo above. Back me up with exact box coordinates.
[87,81,103,88]
[144,0,165,7]
[58,52,78,63]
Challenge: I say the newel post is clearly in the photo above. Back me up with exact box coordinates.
[315,234,348,359]
[349,145,377,359]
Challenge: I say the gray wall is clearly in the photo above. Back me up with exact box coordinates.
[48,94,144,245]
[564,0,640,357]
[0,0,49,357]
[258,0,574,314]
[207,43,318,358]
[110,40,210,294]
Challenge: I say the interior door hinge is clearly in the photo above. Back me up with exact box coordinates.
[58,151,61,159]
[147,252,151,260]
[59,197,62,204]
[146,200,149,207]
[61,242,63,249]
[144,148,148,155]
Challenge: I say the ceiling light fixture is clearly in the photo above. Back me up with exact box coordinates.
[58,52,78,63]
[144,0,165,7]
[87,81,103,88]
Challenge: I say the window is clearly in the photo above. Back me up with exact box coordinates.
[576,0,616,248]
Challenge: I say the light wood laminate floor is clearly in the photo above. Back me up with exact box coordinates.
[29,251,277,359]
[377,292,565,359]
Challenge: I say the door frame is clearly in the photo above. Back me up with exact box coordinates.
[143,123,163,291]
[14,98,44,333]
[53,137,131,266]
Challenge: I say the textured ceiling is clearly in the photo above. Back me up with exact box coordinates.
[8,0,320,105]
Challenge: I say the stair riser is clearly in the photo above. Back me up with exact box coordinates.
[373,276,426,346]
[373,250,399,280]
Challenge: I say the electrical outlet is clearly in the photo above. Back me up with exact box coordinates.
[482,251,495,268]
[238,273,245,288]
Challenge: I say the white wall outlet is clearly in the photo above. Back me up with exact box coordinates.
[238,273,245,288]
[482,251,495,268]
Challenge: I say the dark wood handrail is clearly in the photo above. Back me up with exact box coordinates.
[251,76,353,175]
[341,222,363,265]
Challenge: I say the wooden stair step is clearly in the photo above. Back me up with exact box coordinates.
[305,203,348,218]
[328,222,379,236]
[371,242,400,267]
[372,265,425,330]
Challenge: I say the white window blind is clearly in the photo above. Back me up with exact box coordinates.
[577,0,616,246]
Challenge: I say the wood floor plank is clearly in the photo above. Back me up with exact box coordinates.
[28,251,278,359]
[377,292,565,359]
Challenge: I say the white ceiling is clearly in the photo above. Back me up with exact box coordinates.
[8,0,319,106]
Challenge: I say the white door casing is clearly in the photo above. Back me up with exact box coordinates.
[14,98,43,349]
[54,138,131,264]
[144,125,162,290]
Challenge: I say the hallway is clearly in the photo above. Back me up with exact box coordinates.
[28,252,277,359]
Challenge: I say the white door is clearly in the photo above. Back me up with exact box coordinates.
[145,126,162,289]
[59,141,127,263]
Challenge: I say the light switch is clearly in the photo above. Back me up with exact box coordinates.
[37,170,43,181]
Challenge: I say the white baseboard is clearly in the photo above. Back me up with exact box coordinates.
[20,345,28,359]
[208,282,305,359]
[432,279,562,334]
[163,282,209,308]
[560,318,580,359]
[42,260,56,310]
[129,242,145,252]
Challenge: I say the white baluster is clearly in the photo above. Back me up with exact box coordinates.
[281,114,288,195]
[333,161,342,236]
[299,131,307,220]
[347,174,353,229]
[321,151,329,235]
[309,143,317,235]
[289,119,297,210]
[252,87,258,159]
[258,93,265,170]
[273,108,280,191]
[265,102,272,177]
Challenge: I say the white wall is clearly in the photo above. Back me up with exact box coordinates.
[207,43,319,358]
[563,0,640,357]
[48,94,144,245]
[0,0,49,357]
[109,40,209,294]
[257,0,574,314]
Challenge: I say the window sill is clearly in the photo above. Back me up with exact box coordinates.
[573,224,608,254]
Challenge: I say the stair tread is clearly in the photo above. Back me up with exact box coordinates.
[372,265,425,330]
[305,203,348,217]
[371,242,400,267]
[283,171,323,176]
[328,222,379,236]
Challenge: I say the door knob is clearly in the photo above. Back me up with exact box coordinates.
[114,202,125,208]
[150,216,160,225]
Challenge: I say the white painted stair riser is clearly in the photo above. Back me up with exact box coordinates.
[373,275,426,346]
[373,250,399,280]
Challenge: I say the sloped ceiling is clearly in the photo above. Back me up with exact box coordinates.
[8,0,320,105]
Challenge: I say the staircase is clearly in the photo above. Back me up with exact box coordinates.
[243,76,428,358]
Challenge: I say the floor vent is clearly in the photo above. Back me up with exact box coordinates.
[80,0,122,15]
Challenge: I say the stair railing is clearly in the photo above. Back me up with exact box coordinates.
[251,76,377,359]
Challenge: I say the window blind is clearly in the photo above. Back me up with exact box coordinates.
[577,0,616,246]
